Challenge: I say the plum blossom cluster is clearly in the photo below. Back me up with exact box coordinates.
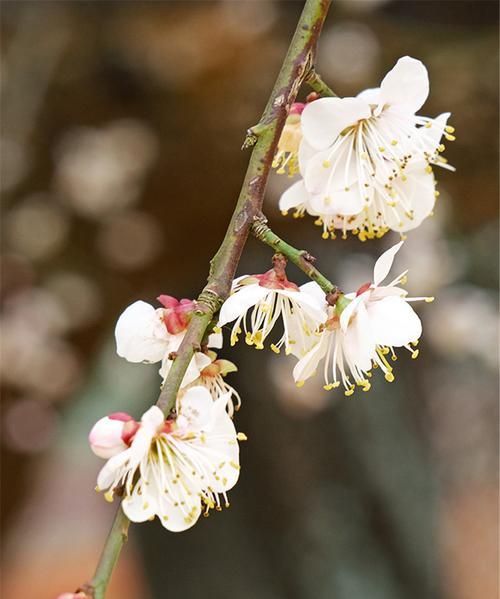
[219,242,432,395]
[275,56,455,240]
[89,294,245,531]
[87,54,450,543]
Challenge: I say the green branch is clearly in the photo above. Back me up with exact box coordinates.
[305,68,337,97]
[84,1,332,597]
[252,218,337,295]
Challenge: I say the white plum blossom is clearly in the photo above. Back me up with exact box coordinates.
[279,56,454,239]
[93,386,245,532]
[293,241,433,394]
[217,264,326,357]
[115,298,220,388]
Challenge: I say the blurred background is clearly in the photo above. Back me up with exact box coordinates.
[1,1,498,598]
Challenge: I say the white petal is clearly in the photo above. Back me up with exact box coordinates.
[279,180,309,212]
[373,241,404,286]
[198,397,240,491]
[141,405,165,431]
[304,150,363,216]
[357,87,381,105]
[157,475,202,532]
[339,295,365,333]
[96,448,132,490]
[217,284,269,326]
[115,301,170,364]
[122,482,158,523]
[366,296,422,346]
[301,97,371,151]
[297,138,317,174]
[342,302,376,372]
[179,385,215,430]
[293,332,329,382]
[300,281,327,306]
[207,330,223,349]
[379,56,429,114]
[385,163,436,232]
[279,288,327,323]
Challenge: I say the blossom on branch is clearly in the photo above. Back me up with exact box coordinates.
[92,386,244,532]
[293,241,432,394]
[114,297,220,387]
[217,260,326,356]
[279,56,454,239]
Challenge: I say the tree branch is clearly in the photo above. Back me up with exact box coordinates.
[251,217,337,295]
[305,68,337,97]
[84,1,332,596]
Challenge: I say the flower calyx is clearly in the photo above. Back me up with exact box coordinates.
[157,295,196,334]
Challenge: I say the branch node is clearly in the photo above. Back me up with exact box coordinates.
[251,216,270,240]
[326,289,340,306]
[168,351,178,361]
[242,123,268,149]
[301,251,316,264]
[197,289,222,314]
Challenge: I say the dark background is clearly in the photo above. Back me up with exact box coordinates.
[1,2,498,598]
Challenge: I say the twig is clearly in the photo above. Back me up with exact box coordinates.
[305,68,337,97]
[251,217,337,295]
[84,1,332,596]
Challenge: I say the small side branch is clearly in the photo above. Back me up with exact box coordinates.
[305,68,337,97]
[252,217,337,295]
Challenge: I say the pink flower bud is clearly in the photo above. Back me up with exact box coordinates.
[89,412,135,458]
[56,593,88,599]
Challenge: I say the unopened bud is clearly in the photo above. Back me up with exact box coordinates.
[89,412,136,459]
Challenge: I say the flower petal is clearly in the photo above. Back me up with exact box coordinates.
[217,284,269,326]
[379,56,429,114]
[279,180,309,212]
[301,97,371,151]
[293,332,329,382]
[178,385,215,430]
[300,281,327,306]
[115,301,170,364]
[366,296,422,346]
[122,479,158,523]
[279,288,327,323]
[342,302,376,372]
[357,87,381,105]
[373,241,404,286]
[207,330,223,349]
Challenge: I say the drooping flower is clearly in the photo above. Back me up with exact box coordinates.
[293,241,433,394]
[279,56,454,239]
[188,350,241,416]
[217,262,326,356]
[272,102,305,177]
[115,298,220,387]
[93,386,244,532]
